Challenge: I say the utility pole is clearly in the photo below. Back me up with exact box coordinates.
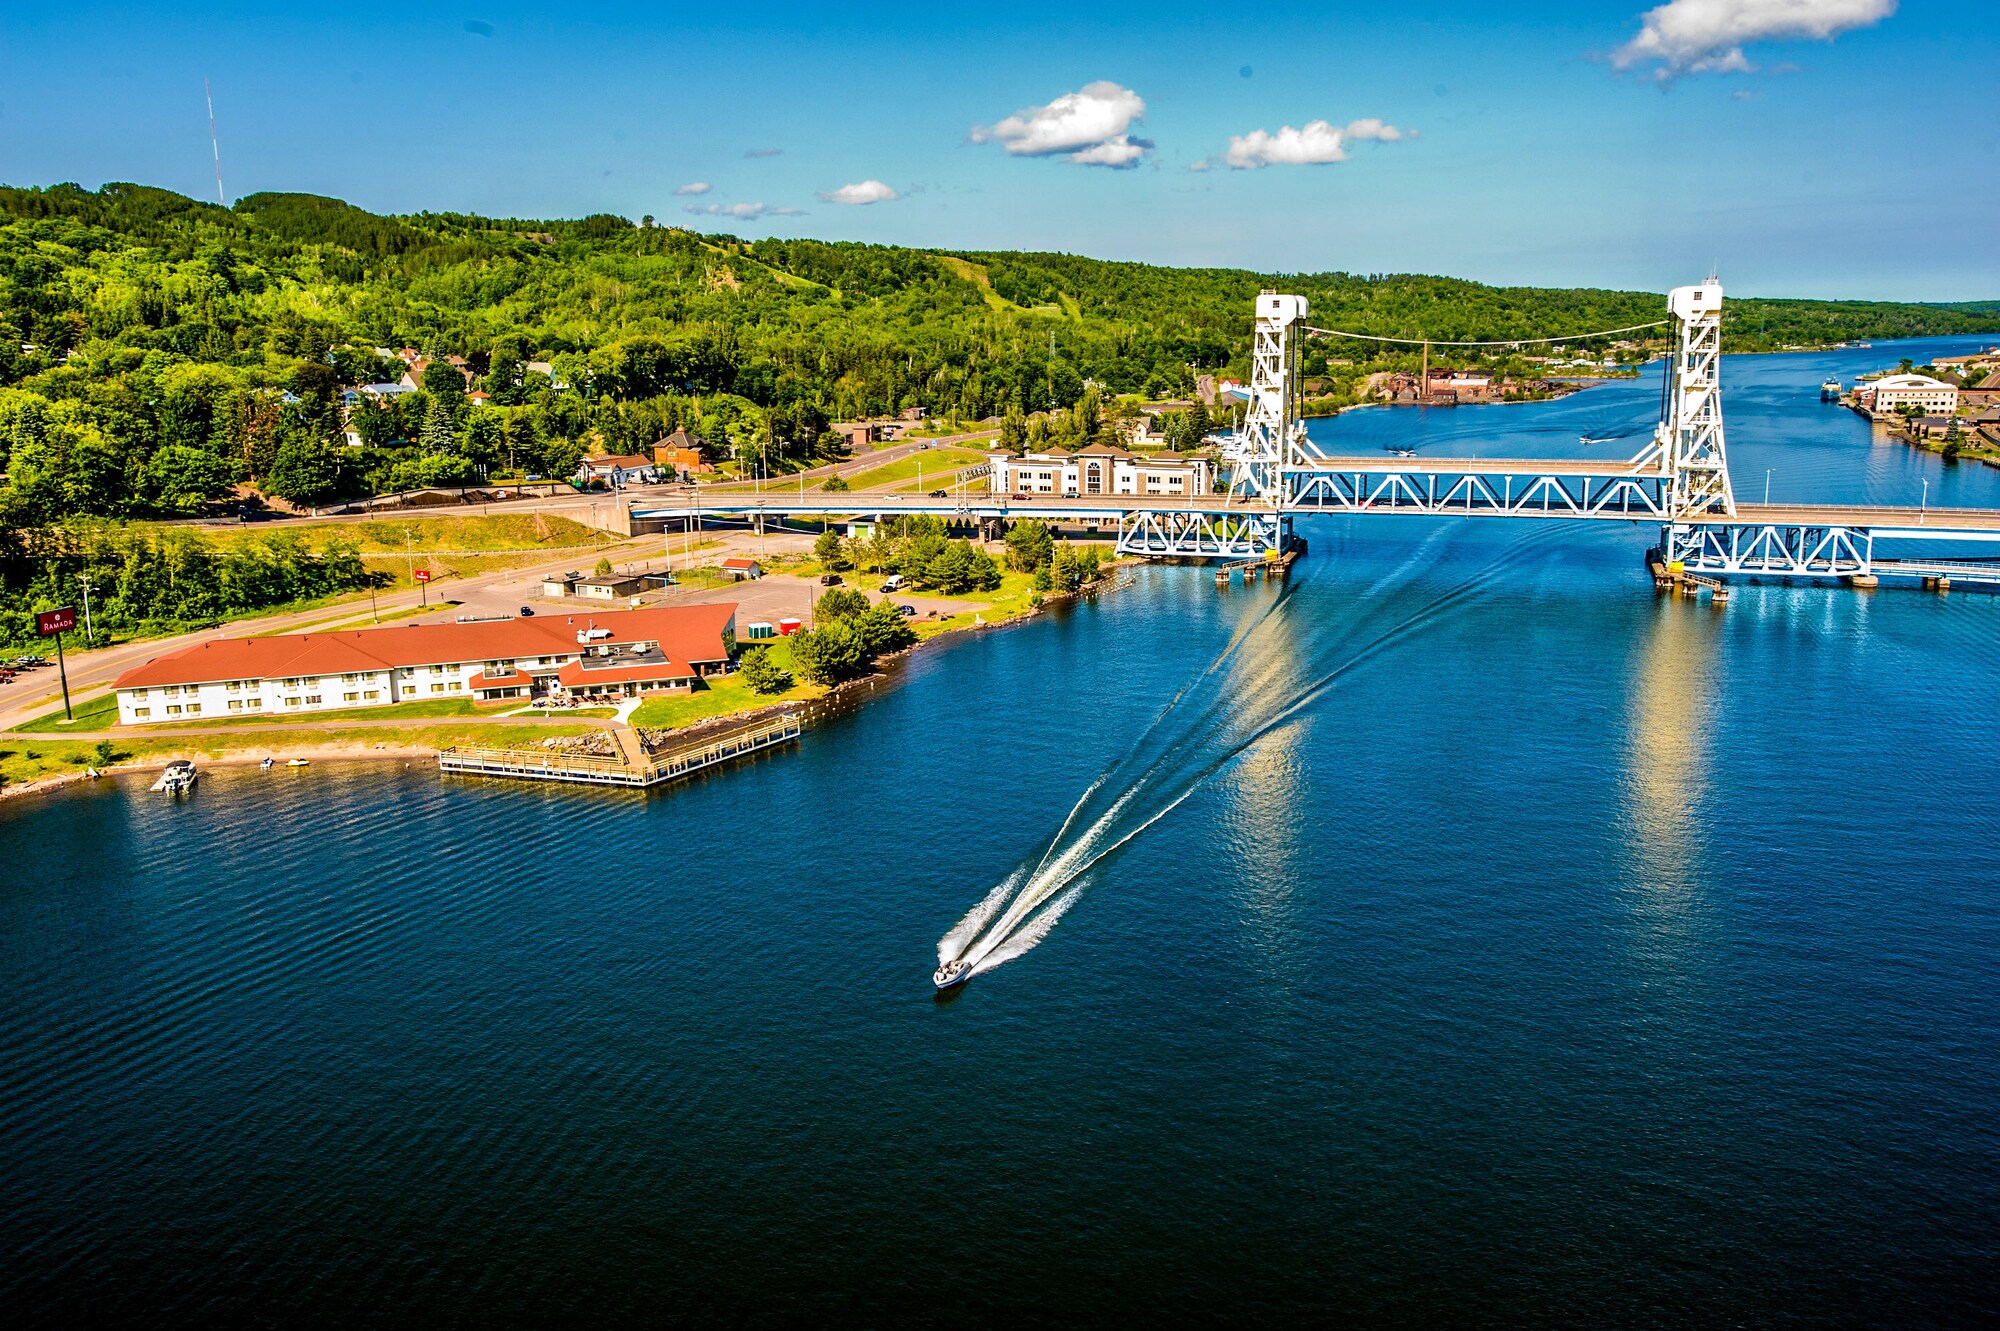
[78,574,95,643]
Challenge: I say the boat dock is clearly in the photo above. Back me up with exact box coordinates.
[437,713,802,789]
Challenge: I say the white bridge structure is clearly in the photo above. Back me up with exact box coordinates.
[633,281,2000,585]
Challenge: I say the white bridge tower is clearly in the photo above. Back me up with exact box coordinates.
[1648,279,1736,520]
[1224,292,1312,503]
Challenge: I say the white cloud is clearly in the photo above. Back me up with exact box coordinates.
[1218,118,1415,170]
[970,81,1152,168]
[683,202,803,220]
[744,147,784,158]
[673,182,711,196]
[817,180,900,206]
[1612,0,1896,79]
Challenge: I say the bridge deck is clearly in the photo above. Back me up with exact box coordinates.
[1300,454,1653,477]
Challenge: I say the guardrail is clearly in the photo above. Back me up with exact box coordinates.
[437,713,802,788]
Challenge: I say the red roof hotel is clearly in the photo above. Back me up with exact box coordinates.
[113,604,737,725]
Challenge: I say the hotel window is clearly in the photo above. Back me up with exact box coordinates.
[343,692,359,703]
[226,681,241,693]
[165,705,182,716]
[364,690,381,701]
[284,697,302,708]
[130,689,148,700]
[305,695,322,705]
[247,698,262,709]
[430,683,447,694]
[228,700,244,711]
[186,704,200,715]
[132,707,150,719]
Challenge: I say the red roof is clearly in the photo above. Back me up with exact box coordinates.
[117,603,737,690]
[583,453,652,468]
[721,557,760,569]
[554,659,696,688]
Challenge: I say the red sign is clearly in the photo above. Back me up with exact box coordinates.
[37,607,77,636]
[414,570,432,583]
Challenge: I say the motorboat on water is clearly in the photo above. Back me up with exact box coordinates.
[1579,434,1618,445]
[1820,378,1843,400]
[933,959,972,990]
[1390,447,1417,458]
[150,760,198,793]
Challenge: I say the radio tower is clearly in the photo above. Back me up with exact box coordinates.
[204,77,225,206]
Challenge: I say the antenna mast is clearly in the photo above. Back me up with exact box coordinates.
[204,77,225,206]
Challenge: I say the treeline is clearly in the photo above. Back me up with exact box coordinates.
[1,179,1996,535]
[0,523,378,647]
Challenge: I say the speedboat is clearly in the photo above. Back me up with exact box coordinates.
[1579,435,1618,445]
[933,959,972,990]
[1391,447,1417,458]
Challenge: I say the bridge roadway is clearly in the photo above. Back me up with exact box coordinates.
[635,488,2000,537]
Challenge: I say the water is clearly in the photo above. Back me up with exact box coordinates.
[5,340,2000,1327]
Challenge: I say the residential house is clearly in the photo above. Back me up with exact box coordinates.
[111,603,740,720]
[652,429,707,474]
[720,558,763,581]
[577,453,656,485]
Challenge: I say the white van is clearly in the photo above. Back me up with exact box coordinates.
[880,574,905,592]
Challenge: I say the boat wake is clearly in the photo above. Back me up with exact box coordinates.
[936,524,1559,983]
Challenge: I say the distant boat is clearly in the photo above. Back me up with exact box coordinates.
[285,758,311,768]
[1579,435,1618,445]
[934,959,971,990]
[1820,378,1843,401]
[1390,447,1417,458]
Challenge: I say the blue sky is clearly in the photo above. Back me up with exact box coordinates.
[2,1,1993,299]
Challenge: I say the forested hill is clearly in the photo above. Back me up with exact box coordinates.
[1,180,1995,528]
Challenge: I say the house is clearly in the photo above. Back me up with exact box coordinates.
[571,573,648,600]
[467,391,491,407]
[1425,370,1495,402]
[577,453,656,485]
[988,443,1213,498]
[844,422,883,449]
[356,382,416,400]
[652,429,706,473]
[720,558,763,581]
[111,603,740,720]
[1864,374,1959,418]
[900,406,928,421]
[399,358,471,392]
[542,572,584,598]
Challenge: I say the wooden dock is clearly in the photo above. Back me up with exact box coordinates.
[437,713,802,788]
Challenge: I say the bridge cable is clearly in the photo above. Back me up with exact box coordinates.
[1302,320,1668,348]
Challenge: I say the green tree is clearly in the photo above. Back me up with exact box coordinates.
[419,398,459,454]
[816,586,869,620]
[999,405,1027,453]
[141,444,236,513]
[424,359,467,399]
[813,528,851,569]
[853,600,917,655]
[821,474,850,492]
[738,645,794,695]
[1004,519,1054,572]
[594,555,614,575]
[265,434,343,506]
[788,620,868,685]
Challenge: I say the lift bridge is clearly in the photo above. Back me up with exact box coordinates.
[633,281,2000,585]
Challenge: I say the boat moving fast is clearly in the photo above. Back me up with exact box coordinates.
[933,959,972,990]
[1579,434,1618,445]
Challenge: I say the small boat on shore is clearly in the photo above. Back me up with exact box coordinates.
[150,760,198,793]
[285,758,311,768]
[934,959,972,990]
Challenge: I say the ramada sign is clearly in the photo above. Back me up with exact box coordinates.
[37,606,77,637]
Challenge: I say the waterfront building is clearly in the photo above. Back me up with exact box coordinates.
[988,443,1213,497]
[1862,373,1960,418]
[111,604,738,722]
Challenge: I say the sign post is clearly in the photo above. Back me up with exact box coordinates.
[37,606,77,720]
[414,567,431,607]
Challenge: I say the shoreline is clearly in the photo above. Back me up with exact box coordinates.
[0,564,1136,811]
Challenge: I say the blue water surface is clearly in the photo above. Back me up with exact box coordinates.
[3,340,1999,1328]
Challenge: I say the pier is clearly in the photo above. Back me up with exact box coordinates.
[438,713,802,788]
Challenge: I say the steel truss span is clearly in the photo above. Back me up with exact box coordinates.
[633,280,2000,572]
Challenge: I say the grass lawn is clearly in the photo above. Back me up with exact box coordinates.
[8,691,120,732]
[629,640,822,731]
[841,447,989,491]
[242,513,619,555]
[0,718,603,791]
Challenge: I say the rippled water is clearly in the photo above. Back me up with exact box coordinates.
[5,340,2000,1327]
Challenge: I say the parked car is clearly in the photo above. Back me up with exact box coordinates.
[1012,493,1030,501]
[896,604,918,617]
[881,574,905,591]
[927,489,947,498]
[519,606,536,617]
[819,574,843,586]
